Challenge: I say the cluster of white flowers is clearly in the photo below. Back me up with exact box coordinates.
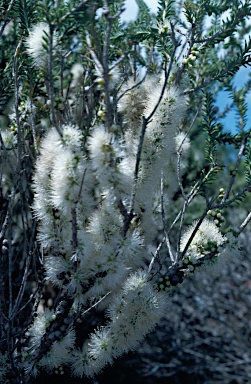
[71,272,165,377]
[39,328,76,371]
[87,124,134,199]
[33,124,95,250]
[180,219,226,263]
[25,22,55,69]
[23,308,76,377]
[29,72,196,378]
[1,3,248,382]
[118,75,188,241]
[118,78,150,135]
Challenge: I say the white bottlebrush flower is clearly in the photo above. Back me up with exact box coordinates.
[71,348,89,377]
[118,77,149,132]
[107,271,166,355]
[175,131,190,154]
[135,79,187,221]
[88,124,133,196]
[87,198,123,244]
[60,124,82,150]
[39,328,75,370]
[25,22,57,69]
[49,148,85,214]
[118,229,144,267]
[144,75,187,158]
[71,345,103,378]
[130,80,187,244]
[36,213,72,251]
[88,124,114,169]
[44,256,71,288]
[33,128,61,194]
[145,84,184,151]
[180,219,226,261]
[122,270,146,292]
[28,308,56,351]
[47,124,96,216]
[72,272,166,378]
[33,124,94,241]
[87,327,113,365]
[117,155,135,191]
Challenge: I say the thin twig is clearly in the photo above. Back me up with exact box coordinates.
[85,30,103,75]
[117,46,154,102]
[238,211,251,234]
[122,116,148,237]
[29,97,38,153]
[48,24,61,135]
[161,171,174,263]
[147,236,166,276]
[82,291,111,315]
[12,251,32,318]
[71,206,78,253]
[129,118,147,209]
[177,152,187,201]
[0,0,15,37]
[212,183,251,210]
[146,52,176,123]
[117,73,147,102]
[179,208,211,259]
[13,39,23,164]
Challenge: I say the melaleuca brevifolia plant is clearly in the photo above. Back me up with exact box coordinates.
[1,0,251,382]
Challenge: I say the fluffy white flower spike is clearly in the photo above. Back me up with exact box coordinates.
[70,272,166,378]
[25,22,57,69]
[180,219,226,262]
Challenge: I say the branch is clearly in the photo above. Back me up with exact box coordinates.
[161,171,174,263]
[48,24,61,135]
[238,211,251,234]
[179,208,211,260]
[12,39,23,164]
[122,117,148,236]
[0,0,15,37]
[212,183,251,210]
[146,50,176,123]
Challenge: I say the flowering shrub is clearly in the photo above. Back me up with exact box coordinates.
[1,0,251,382]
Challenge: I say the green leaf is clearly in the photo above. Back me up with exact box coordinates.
[14,0,36,35]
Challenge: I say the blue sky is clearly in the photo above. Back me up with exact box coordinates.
[122,0,158,21]
[122,0,251,133]
[216,67,251,133]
